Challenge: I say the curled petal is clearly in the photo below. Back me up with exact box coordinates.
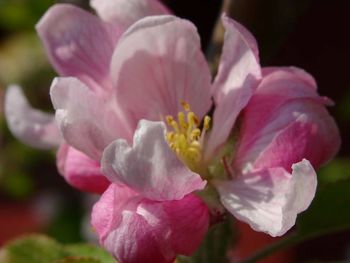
[36,4,121,91]
[216,159,317,236]
[50,77,133,160]
[92,184,209,263]
[90,0,170,28]
[57,144,110,194]
[110,15,212,129]
[102,120,206,201]
[234,67,340,171]
[262,66,317,90]
[205,15,261,159]
[5,85,61,149]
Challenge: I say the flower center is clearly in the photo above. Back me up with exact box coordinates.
[165,101,211,171]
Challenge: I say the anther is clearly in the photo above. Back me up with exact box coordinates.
[204,116,211,130]
[181,101,191,111]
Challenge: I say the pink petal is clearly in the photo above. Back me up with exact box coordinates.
[204,15,261,160]
[110,15,212,129]
[101,120,206,201]
[36,4,122,92]
[91,184,209,263]
[5,85,62,149]
[216,159,317,237]
[90,0,170,28]
[91,184,138,243]
[50,77,133,160]
[57,144,110,194]
[234,67,340,171]
[262,66,317,90]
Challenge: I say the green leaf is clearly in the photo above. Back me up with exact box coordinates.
[0,234,116,263]
[64,244,115,263]
[241,179,350,263]
[0,234,69,263]
[177,218,235,263]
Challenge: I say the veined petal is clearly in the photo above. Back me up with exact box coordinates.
[216,159,317,237]
[90,0,170,28]
[101,120,206,201]
[234,67,340,171]
[36,4,121,92]
[205,15,261,160]
[91,184,139,243]
[50,77,133,160]
[92,184,209,263]
[5,85,61,149]
[57,144,110,194]
[110,15,212,129]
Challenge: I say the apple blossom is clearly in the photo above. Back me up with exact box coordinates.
[5,0,169,193]
[90,13,339,262]
[4,1,341,262]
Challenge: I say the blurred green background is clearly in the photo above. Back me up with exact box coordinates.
[0,0,349,262]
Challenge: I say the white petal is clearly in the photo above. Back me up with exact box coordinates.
[90,0,170,28]
[110,15,213,129]
[204,15,261,159]
[5,85,61,149]
[216,159,317,236]
[50,77,132,160]
[101,120,206,201]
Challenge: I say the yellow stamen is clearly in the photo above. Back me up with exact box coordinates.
[181,101,191,111]
[203,116,211,131]
[165,102,211,170]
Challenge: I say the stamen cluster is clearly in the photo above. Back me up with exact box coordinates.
[165,102,210,170]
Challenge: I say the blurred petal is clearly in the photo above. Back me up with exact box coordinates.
[111,15,212,129]
[90,0,170,28]
[102,120,206,201]
[57,144,110,194]
[216,159,317,236]
[5,85,61,149]
[234,68,340,171]
[92,184,209,263]
[50,77,133,160]
[36,4,121,91]
[262,66,317,90]
[205,15,261,159]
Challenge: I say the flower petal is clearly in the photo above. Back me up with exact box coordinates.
[262,66,318,90]
[205,15,261,159]
[50,77,133,160]
[92,184,209,263]
[110,15,213,129]
[90,0,170,27]
[216,159,317,236]
[57,144,110,194]
[5,85,61,149]
[234,67,340,172]
[101,120,206,201]
[36,4,121,92]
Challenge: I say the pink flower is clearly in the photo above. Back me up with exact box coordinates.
[214,66,340,236]
[5,1,340,261]
[92,121,209,263]
[47,12,262,262]
[5,0,169,194]
[90,14,339,257]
